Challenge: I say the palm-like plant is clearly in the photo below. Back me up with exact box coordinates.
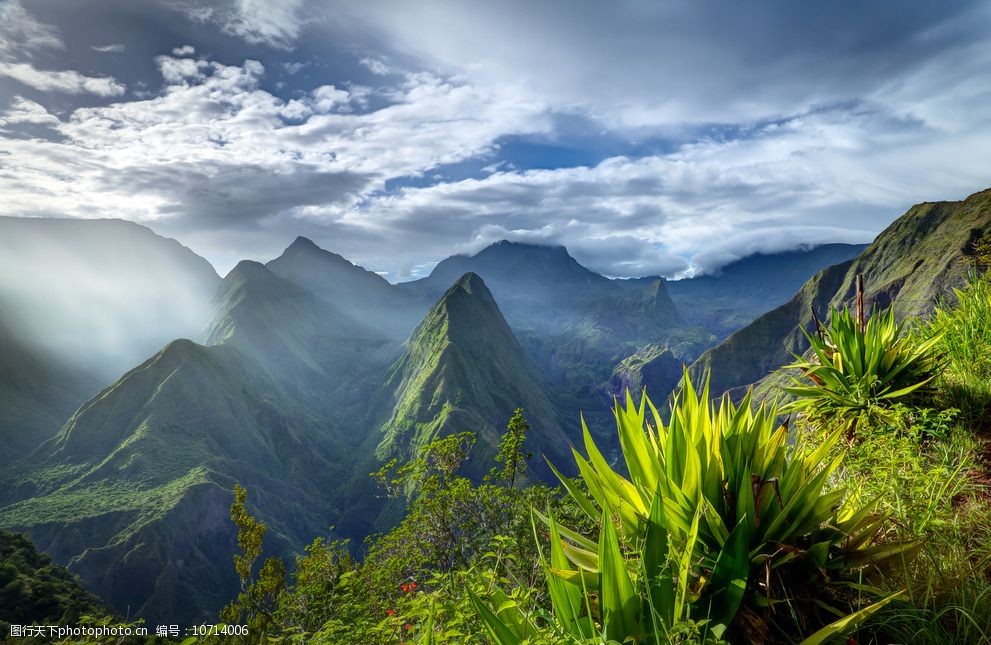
[472,375,913,643]
[783,306,942,431]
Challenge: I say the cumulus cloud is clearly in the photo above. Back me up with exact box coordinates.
[0,96,61,128]
[0,53,552,272]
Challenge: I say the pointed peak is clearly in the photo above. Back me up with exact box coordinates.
[453,271,487,293]
[288,235,321,251]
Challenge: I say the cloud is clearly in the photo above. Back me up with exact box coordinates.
[172,45,196,56]
[360,57,391,75]
[333,0,991,128]
[0,2,126,97]
[0,62,126,96]
[181,0,308,50]
[0,0,63,60]
[282,61,308,74]
[92,43,126,53]
[0,53,551,272]
[0,96,60,128]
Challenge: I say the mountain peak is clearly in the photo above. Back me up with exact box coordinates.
[287,235,321,252]
[453,271,486,293]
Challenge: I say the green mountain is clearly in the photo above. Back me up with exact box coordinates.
[377,273,573,479]
[692,189,991,397]
[0,262,383,625]
[667,243,868,339]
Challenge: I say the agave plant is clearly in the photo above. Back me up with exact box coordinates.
[472,374,913,643]
[783,306,942,431]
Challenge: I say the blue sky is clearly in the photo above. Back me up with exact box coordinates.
[1,0,989,279]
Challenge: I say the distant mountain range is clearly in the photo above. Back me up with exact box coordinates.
[3,194,976,625]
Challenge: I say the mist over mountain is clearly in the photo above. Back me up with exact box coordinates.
[0,218,219,381]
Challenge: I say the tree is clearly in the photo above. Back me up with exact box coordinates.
[491,408,532,488]
[221,484,286,642]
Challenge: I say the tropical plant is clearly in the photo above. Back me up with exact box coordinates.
[783,306,942,432]
[473,375,914,643]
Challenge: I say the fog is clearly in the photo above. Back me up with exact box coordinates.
[0,217,220,382]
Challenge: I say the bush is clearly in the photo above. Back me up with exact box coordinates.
[783,306,942,433]
[474,376,913,643]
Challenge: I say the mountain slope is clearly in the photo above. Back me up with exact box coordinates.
[667,243,868,338]
[692,189,991,396]
[377,273,573,479]
[0,339,354,625]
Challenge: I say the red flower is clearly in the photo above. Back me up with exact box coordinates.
[404,623,413,631]
[386,608,395,616]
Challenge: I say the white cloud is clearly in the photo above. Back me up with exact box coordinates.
[0,62,126,96]
[92,43,126,53]
[0,2,127,98]
[282,61,309,74]
[210,0,308,50]
[0,0,63,60]
[172,45,196,56]
[0,96,60,127]
[360,57,391,76]
[0,54,551,273]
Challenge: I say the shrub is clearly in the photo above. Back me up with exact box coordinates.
[474,376,913,643]
[783,306,942,433]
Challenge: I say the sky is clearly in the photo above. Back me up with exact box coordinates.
[1,0,990,280]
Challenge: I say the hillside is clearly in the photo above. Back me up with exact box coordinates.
[692,189,991,396]
[376,273,573,480]
[0,339,355,625]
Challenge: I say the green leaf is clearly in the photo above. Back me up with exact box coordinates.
[598,509,640,643]
[798,591,904,645]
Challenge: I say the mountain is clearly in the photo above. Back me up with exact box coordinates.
[267,236,424,339]
[376,273,573,480]
[0,338,356,625]
[667,243,868,339]
[401,241,686,338]
[0,217,220,382]
[692,189,991,397]
[602,344,684,403]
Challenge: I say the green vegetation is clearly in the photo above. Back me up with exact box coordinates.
[0,530,106,638]
[783,306,942,432]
